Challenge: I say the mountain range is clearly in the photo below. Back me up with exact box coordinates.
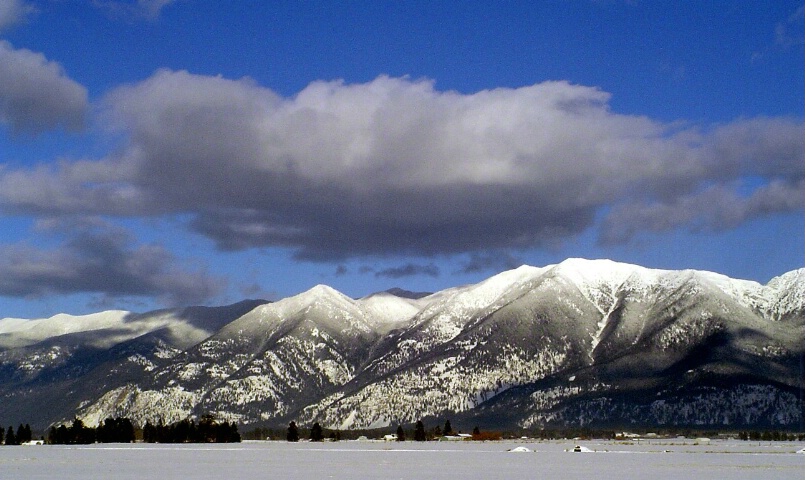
[1,258,803,431]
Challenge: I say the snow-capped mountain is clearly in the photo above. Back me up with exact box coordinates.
[0,259,802,431]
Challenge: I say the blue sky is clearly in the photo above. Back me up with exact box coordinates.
[0,0,802,318]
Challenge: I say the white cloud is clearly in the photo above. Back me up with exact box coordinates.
[1,72,802,260]
[137,0,177,18]
[93,0,179,21]
[601,179,805,244]
[0,217,225,305]
[0,41,88,134]
[0,0,34,31]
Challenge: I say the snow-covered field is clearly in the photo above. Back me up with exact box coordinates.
[1,439,803,479]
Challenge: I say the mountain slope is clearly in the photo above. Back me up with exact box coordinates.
[74,285,422,427]
[0,300,267,426]
[0,259,802,431]
[300,260,804,429]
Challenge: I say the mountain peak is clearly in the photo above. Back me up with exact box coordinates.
[305,284,343,298]
[551,257,653,282]
[2,258,802,430]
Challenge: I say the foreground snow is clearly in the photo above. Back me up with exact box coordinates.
[1,439,803,480]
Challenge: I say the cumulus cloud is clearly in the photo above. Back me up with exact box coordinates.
[0,0,34,31]
[601,179,805,244]
[0,72,802,261]
[458,251,523,274]
[0,218,225,305]
[93,0,179,20]
[0,158,142,215]
[137,0,178,18]
[0,41,88,134]
[375,263,440,279]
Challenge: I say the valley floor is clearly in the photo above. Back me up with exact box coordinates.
[2,439,803,479]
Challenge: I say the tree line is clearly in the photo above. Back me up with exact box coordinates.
[142,415,240,443]
[48,418,108,444]
[280,419,494,442]
[5,416,803,445]
[739,431,805,441]
[1,424,33,445]
[7,415,240,445]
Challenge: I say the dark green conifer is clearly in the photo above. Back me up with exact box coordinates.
[286,421,299,442]
[443,420,453,436]
[143,421,156,443]
[6,426,16,445]
[414,420,426,442]
[228,422,241,443]
[53,425,69,444]
[310,422,323,442]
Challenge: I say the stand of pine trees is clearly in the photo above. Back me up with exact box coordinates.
[96,417,136,443]
[48,419,97,445]
[309,422,324,441]
[43,415,240,444]
[739,431,805,441]
[142,415,240,443]
[1,424,32,445]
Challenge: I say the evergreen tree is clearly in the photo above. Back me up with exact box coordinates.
[119,418,135,443]
[472,426,481,436]
[97,417,135,443]
[68,418,95,444]
[143,421,156,443]
[155,420,169,443]
[6,426,16,446]
[177,418,195,443]
[443,420,453,436]
[396,425,405,441]
[433,425,442,438]
[198,415,215,443]
[414,420,426,442]
[286,421,299,442]
[51,425,69,444]
[309,422,323,442]
[228,422,241,443]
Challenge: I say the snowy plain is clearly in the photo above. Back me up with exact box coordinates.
[1,439,803,480]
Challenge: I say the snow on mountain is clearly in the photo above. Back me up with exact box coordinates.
[0,310,130,348]
[357,294,422,333]
[0,259,802,431]
[299,259,805,429]
[403,264,548,346]
[0,301,268,351]
[73,286,427,427]
[764,268,805,319]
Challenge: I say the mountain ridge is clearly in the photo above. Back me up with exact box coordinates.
[0,258,802,431]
